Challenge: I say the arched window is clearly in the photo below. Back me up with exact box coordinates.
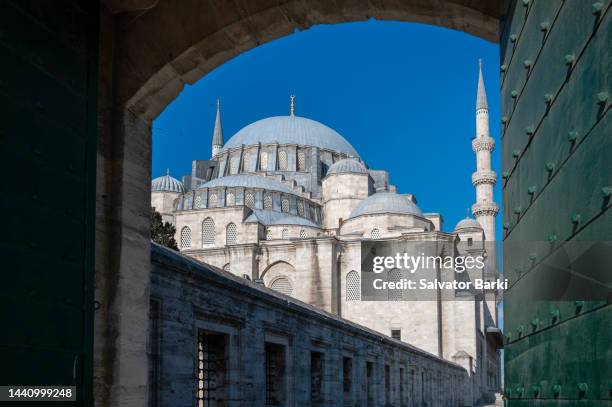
[281,228,289,240]
[270,276,293,296]
[388,269,403,301]
[202,218,215,246]
[281,197,290,213]
[278,150,288,170]
[226,191,235,206]
[245,191,255,209]
[297,200,304,216]
[226,222,237,245]
[299,229,307,238]
[193,194,202,209]
[260,151,268,171]
[371,228,381,239]
[230,156,239,174]
[297,150,306,171]
[180,226,191,249]
[208,192,218,208]
[242,153,251,172]
[222,263,230,272]
[263,193,273,209]
[346,271,360,301]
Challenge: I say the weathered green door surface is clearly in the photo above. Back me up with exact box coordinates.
[501,0,611,405]
[0,1,98,404]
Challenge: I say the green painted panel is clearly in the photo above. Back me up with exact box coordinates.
[502,0,612,405]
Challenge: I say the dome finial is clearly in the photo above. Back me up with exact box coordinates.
[166,168,170,176]
[466,207,471,218]
[290,95,295,116]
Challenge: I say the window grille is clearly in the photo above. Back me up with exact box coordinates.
[310,352,324,403]
[180,226,191,248]
[197,332,227,407]
[242,153,251,172]
[265,228,272,241]
[245,191,255,209]
[281,228,289,240]
[270,276,293,296]
[230,156,239,174]
[208,193,218,208]
[297,150,306,171]
[297,200,304,216]
[265,343,286,405]
[370,228,381,239]
[342,357,352,396]
[346,271,360,301]
[264,194,273,209]
[299,229,307,239]
[260,151,268,171]
[278,150,288,170]
[391,329,402,340]
[202,218,215,246]
[226,192,235,206]
[281,198,290,213]
[388,269,403,301]
[226,223,237,245]
[194,194,202,209]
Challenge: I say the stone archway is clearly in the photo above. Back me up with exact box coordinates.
[95,1,506,405]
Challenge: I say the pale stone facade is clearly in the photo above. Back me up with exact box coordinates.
[151,67,500,404]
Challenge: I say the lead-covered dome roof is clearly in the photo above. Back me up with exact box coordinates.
[349,192,422,218]
[326,158,367,176]
[152,172,184,193]
[454,217,482,231]
[198,174,296,195]
[222,115,359,157]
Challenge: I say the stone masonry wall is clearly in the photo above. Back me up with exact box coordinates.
[150,243,469,406]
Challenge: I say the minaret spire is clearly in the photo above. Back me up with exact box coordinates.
[211,98,224,158]
[290,95,295,117]
[476,59,488,111]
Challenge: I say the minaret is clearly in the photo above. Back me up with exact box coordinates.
[211,98,223,158]
[471,60,498,251]
[472,60,500,328]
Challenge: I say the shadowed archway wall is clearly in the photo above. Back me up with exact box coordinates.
[95,1,506,405]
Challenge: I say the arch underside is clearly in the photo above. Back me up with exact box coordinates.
[111,0,503,121]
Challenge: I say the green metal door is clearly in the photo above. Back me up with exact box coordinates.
[0,1,98,404]
[501,0,611,405]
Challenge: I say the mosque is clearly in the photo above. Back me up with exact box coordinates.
[151,63,502,401]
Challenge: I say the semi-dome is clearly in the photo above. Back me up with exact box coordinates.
[152,171,184,193]
[222,115,359,157]
[245,209,320,228]
[326,158,367,176]
[349,192,423,218]
[454,217,482,231]
[198,174,296,195]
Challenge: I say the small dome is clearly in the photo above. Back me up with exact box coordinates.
[222,115,359,157]
[326,158,367,176]
[454,217,482,231]
[349,192,422,219]
[198,174,296,195]
[152,171,184,193]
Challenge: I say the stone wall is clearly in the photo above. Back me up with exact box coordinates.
[150,243,469,406]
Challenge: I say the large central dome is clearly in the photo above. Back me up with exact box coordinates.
[222,115,359,157]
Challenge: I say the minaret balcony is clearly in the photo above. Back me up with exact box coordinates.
[472,136,495,152]
[472,171,497,186]
[472,202,499,217]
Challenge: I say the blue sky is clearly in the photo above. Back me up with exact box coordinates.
[153,20,501,238]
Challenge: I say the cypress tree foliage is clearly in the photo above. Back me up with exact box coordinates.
[150,208,178,250]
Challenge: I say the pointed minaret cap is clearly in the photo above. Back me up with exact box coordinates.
[476,59,488,110]
[212,98,224,147]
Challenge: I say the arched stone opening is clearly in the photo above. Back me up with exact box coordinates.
[95,2,504,404]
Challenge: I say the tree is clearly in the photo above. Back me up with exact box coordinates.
[150,208,178,250]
